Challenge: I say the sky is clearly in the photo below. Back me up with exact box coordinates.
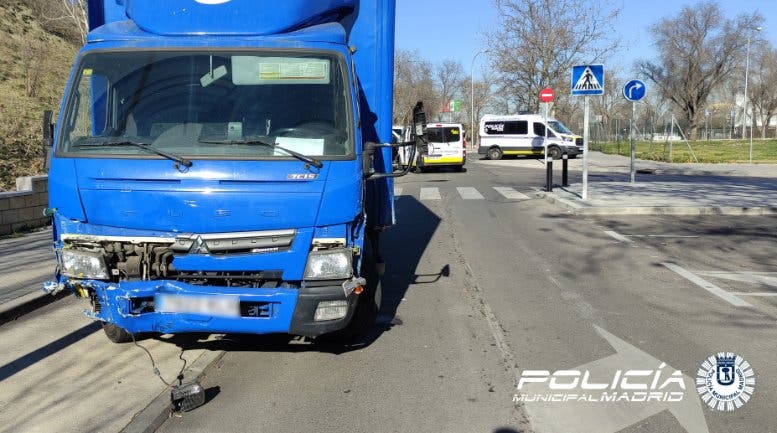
[395,0,777,82]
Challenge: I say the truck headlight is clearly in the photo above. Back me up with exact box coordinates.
[304,249,353,280]
[60,249,110,280]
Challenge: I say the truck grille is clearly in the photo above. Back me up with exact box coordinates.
[170,229,296,255]
[61,229,297,283]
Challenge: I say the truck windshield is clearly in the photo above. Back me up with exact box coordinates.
[59,51,352,160]
[548,120,572,135]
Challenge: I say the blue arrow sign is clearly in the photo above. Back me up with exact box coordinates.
[623,79,646,101]
[571,64,604,96]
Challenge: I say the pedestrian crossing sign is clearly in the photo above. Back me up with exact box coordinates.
[571,64,604,96]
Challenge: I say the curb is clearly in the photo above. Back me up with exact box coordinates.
[537,191,777,216]
[121,348,225,433]
[0,290,68,325]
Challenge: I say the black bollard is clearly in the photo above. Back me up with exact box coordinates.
[562,152,569,187]
[546,155,553,192]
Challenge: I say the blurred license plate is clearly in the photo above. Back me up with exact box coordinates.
[156,294,240,317]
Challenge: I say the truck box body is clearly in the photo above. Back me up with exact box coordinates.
[46,0,396,337]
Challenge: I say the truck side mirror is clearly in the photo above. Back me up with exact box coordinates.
[42,110,54,170]
[364,102,426,180]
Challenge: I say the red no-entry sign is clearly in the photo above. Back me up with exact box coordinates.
[539,87,555,103]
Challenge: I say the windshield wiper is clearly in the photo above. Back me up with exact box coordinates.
[199,138,323,169]
[72,139,192,169]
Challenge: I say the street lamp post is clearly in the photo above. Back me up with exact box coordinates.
[470,49,489,149]
[744,26,762,164]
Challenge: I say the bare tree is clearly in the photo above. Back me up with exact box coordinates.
[462,71,497,137]
[591,68,629,138]
[748,41,777,139]
[435,60,465,121]
[20,39,47,98]
[486,0,621,114]
[638,2,762,140]
[393,50,438,125]
[26,0,89,43]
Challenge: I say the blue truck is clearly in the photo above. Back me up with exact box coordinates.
[43,0,421,343]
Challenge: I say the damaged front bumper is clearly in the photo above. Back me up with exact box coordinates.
[50,278,358,337]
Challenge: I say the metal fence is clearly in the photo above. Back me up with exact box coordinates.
[588,121,777,144]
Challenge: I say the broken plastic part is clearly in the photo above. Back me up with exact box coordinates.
[42,280,65,295]
[342,277,367,296]
[171,381,206,412]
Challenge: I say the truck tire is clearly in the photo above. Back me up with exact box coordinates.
[102,322,134,343]
[548,146,562,160]
[488,147,503,160]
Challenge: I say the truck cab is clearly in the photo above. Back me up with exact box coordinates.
[44,0,415,342]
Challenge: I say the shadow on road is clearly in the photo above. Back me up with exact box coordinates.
[0,321,101,382]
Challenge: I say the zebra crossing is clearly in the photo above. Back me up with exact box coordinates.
[394,185,533,201]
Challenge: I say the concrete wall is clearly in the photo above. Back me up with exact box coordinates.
[0,176,49,235]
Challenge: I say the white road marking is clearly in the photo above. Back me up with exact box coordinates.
[627,235,700,238]
[603,230,632,243]
[694,271,777,288]
[419,187,441,200]
[456,187,484,200]
[492,186,530,200]
[662,263,753,307]
[394,187,403,196]
[729,292,777,297]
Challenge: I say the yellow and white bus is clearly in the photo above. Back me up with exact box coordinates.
[415,123,466,172]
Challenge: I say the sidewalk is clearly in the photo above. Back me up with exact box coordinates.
[0,227,58,322]
[0,226,222,433]
[541,152,777,216]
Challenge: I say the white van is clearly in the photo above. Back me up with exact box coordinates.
[391,125,414,168]
[477,114,581,160]
[415,122,466,172]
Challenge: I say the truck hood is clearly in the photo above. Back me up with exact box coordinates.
[73,159,329,233]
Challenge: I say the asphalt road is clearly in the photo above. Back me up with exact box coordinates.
[155,157,777,433]
[2,155,775,433]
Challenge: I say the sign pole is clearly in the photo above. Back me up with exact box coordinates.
[622,79,646,182]
[571,65,604,201]
[538,86,555,171]
[544,101,549,162]
[630,101,636,183]
[582,96,589,200]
